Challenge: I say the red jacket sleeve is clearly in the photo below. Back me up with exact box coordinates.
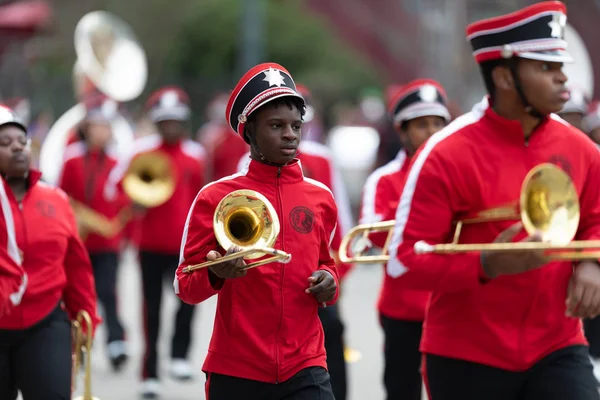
[319,195,340,306]
[57,158,74,196]
[574,143,600,245]
[61,198,102,335]
[359,174,396,249]
[174,191,223,305]
[388,149,483,292]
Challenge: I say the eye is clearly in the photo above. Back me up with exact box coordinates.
[292,124,301,131]
[541,63,550,71]
[270,123,282,129]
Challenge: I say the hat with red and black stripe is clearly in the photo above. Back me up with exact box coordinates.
[146,86,191,123]
[387,79,450,125]
[226,62,304,141]
[0,105,27,133]
[466,1,573,64]
[83,91,118,124]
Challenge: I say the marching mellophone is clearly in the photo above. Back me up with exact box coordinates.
[339,163,600,264]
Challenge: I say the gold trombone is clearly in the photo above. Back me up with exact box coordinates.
[70,199,133,241]
[71,310,99,400]
[340,163,600,263]
[183,190,292,273]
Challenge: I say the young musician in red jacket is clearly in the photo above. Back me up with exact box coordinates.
[388,2,600,399]
[105,86,207,398]
[175,62,339,400]
[235,82,353,400]
[58,92,129,371]
[0,106,100,399]
[359,79,450,400]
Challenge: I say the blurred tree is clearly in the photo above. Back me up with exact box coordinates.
[165,0,383,128]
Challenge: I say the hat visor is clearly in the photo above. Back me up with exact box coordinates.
[394,103,451,125]
[0,121,27,134]
[517,49,574,63]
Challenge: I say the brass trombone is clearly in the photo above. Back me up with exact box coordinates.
[71,310,99,400]
[183,190,292,273]
[340,163,600,263]
[70,199,133,241]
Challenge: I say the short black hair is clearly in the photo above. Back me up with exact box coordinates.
[242,96,306,144]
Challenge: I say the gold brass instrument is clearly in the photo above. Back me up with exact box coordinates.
[338,220,395,264]
[122,151,176,208]
[71,310,99,400]
[183,190,292,273]
[340,163,600,263]
[40,10,146,185]
[70,199,133,241]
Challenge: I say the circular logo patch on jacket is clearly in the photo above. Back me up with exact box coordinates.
[290,206,314,234]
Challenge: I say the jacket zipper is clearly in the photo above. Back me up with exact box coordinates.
[275,166,284,384]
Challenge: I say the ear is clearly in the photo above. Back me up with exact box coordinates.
[491,65,514,92]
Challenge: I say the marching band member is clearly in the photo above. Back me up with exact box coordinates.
[359,79,450,400]
[557,85,589,131]
[583,101,600,145]
[105,86,207,398]
[175,62,339,400]
[236,82,353,400]
[388,2,600,399]
[0,106,100,399]
[197,92,250,181]
[58,92,129,371]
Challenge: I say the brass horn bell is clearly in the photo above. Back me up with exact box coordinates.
[122,151,175,208]
[183,190,292,273]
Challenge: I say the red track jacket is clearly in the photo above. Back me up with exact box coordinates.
[58,142,128,253]
[105,134,207,254]
[0,171,100,333]
[388,97,599,371]
[175,159,339,383]
[0,177,26,315]
[360,150,430,321]
[237,141,354,280]
[198,121,250,181]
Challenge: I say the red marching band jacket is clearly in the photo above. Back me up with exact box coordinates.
[104,134,207,254]
[0,171,100,333]
[388,98,598,371]
[359,149,430,321]
[199,121,250,181]
[0,176,26,314]
[175,159,340,384]
[58,142,129,253]
[237,140,354,280]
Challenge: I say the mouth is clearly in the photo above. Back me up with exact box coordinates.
[280,147,298,156]
[12,154,27,163]
[558,90,570,102]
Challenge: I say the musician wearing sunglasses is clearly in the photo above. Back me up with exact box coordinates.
[388,2,600,399]
[0,106,100,400]
[175,63,339,400]
[359,79,450,400]
[58,92,129,372]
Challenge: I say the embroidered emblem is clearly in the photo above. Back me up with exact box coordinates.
[290,206,314,234]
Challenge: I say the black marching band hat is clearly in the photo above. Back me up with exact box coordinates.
[146,86,192,123]
[226,62,304,142]
[387,79,450,126]
[0,105,27,133]
[467,1,573,64]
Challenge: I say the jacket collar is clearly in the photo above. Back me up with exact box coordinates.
[245,158,304,184]
[28,170,42,187]
[482,96,551,144]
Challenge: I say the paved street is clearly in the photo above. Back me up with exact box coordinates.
[68,248,389,400]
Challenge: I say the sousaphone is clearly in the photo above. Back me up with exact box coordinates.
[39,11,147,186]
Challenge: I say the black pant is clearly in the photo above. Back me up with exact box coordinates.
[0,304,72,400]
[425,345,599,400]
[380,315,423,400]
[206,367,335,400]
[140,251,196,379]
[318,304,347,400]
[585,317,600,358]
[89,252,125,344]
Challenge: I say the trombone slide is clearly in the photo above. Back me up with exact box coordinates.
[183,247,292,273]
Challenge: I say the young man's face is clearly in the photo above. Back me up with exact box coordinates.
[517,59,570,115]
[157,120,186,143]
[398,115,446,155]
[250,104,302,165]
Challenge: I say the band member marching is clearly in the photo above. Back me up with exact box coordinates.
[0,106,101,399]
[105,86,207,398]
[236,82,354,400]
[58,92,129,371]
[175,62,339,400]
[388,2,600,399]
[359,79,450,400]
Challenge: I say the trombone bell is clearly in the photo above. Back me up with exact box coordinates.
[183,190,292,273]
[123,151,175,208]
[415,163,600,260]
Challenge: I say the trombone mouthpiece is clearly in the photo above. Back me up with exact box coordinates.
[414,241,434,254]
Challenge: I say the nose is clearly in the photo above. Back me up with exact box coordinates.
[11,140,25,153]
[556,68,568,85]
[282,125,297,141]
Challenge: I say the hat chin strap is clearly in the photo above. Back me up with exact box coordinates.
[509,62,544,119]
[249,135,285,167]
